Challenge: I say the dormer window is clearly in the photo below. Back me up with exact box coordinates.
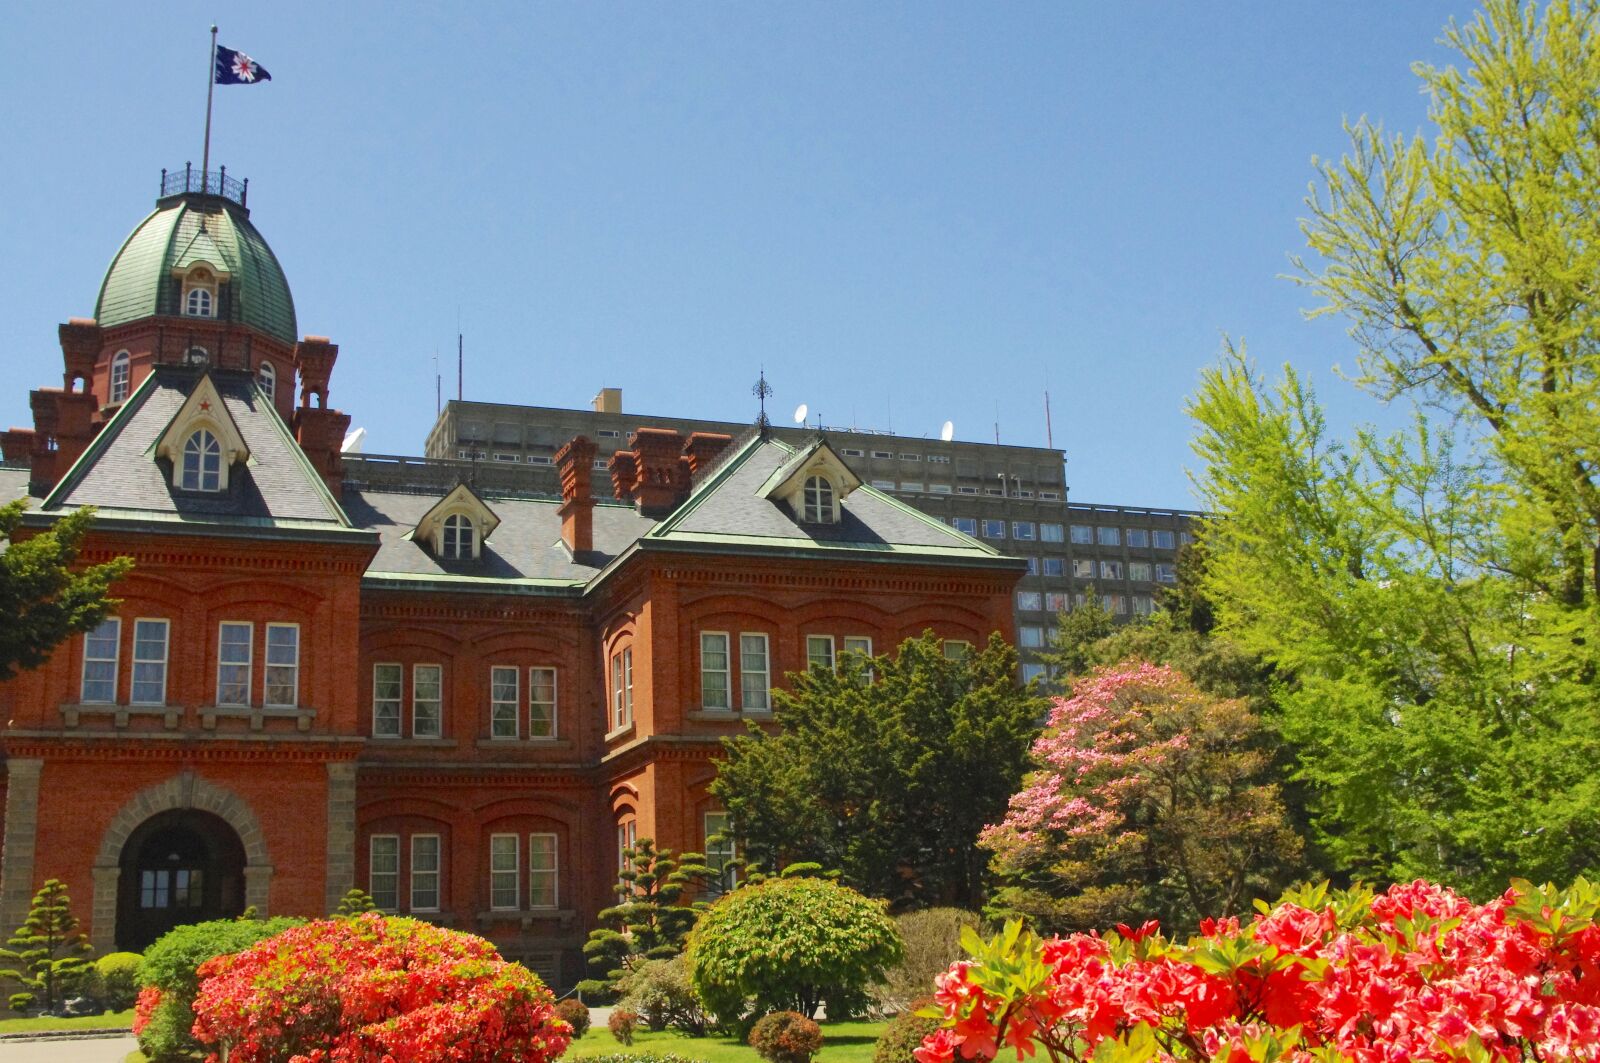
[414,483,501,563]
[182,429,223,491]
[181,266,218,318]
[258,361,276,403]
[803,475,836,524]
[442,514,475,560]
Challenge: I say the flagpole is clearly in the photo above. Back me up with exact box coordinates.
[201,25,217,190]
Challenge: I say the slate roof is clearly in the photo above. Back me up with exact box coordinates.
[346,489,658,591]
[41,366,356,536]
[0,467,34,509]
[645,434,1012,565]
[95,196,297,343]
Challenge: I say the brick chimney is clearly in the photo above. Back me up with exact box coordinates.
[24,387,100,496]
[555,435,598,558]
[608,450,639,501]
[629,428,690,516]
[290,336,349,498]
[58,319,102,395]
[682,431,733,476]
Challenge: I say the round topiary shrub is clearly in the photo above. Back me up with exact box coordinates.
[88,951,143,1011]
[686,876,903,1027]
[556,996,591,1037]
[608,1006,639,1045]
[872,998,941,1063]
[188,914,570,1063]
[134,916,304,1061]
[750,1010,824,1063]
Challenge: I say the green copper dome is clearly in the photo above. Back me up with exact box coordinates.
[95,190,297,344]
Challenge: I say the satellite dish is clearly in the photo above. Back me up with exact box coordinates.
[341,427,367,454]
[940,420,954,442]
[794,403,809,424]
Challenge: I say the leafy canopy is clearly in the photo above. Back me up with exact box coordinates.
[0,501,133,681]
[710,632,1044,909]
[579,838,715,996]
[1188,0,1600,895]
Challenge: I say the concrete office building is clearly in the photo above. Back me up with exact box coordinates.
[406,392,1201,679]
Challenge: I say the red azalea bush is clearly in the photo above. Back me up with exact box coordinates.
[190,913,570,1063]
[918,878,1600,1063]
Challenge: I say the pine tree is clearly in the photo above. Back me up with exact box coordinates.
[0,879,94,1013]
[332,888,378,918]
[1036,583,1114,685]
[577,839,714,996]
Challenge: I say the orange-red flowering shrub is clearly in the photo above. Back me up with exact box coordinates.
[190,913,570,1063]
[918,879,1600,1062]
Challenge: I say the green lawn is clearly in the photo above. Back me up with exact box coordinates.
[565,1021,886,1063]
[0,1008,134,1034]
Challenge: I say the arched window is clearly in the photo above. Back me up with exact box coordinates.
[110,351,131,404]
[185,287,214,317]
[185,346,210,367]
[181,429,222,491]
[802,475,835,523]
[258,361,276,403]
[442,514,475,559]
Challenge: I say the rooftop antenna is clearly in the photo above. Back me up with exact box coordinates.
[940,419,954,443]
[1044,369,1055,450]
[793,402,808,426]
[433,349,440,417]
[994,403,1001,446]
[456,331,463,403]
[752,369,773,435]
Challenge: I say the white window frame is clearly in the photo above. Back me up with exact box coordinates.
[1073,559,1096,579]
[528,666,557,738]
[806,635,835,673]
[411,834,442,912]
[369,835,400,911]
[942,640,972,661]
[704,811,737,895]
[181,429,222,492]
[131,618,169,705]
[490,665,519,739]
[373,662,403,737]
[109,351,131,404]
[1012,521,1037,540]
[1016,590,1043,611]
[217,621,253,707]
[802,476,836,524]
[1041,524,1065,543]
[1130,562,1153,582]
[489,834,520,911]
[1043,558,1065,577]
[264,623,300,708]
[1097,526,1121,547]
[529,833,559,909]
[185,286,214,318]
[81,617,120,704]
[701,632,731,710]
[981,519,1006,539]
[1100,560,1124,580]
[258,361,276,403]
[1070,525,1093,545]
[739,633,770,712]
[617,819,637,871]
[413,663,443,738]
[1126,528,1151,548]
[442,513,475,560]
[1153,530,1177,550]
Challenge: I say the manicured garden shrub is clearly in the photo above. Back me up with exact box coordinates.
[686,876,902,1027]
[583,1055,700,1063]
[873,997,940,1063]
[918,878,1600,1063]
[555,996,591,1037]
[189,913,569,1063]
[749,1010,824,1063]
[874,909,980,1014]
[134,915,302,1061]
[88,951,143,1011]
[617,955,710,1035]
[608,1006,640,1045]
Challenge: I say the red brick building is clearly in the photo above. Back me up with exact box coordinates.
[0,171,1020,984]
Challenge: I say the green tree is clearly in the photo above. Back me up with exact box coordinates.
[332,888,377,918]
[0,878,94,1012]
[710,633,1045,909]
[578,839,714,997]
[1187,0,1600,896]
[982,663,1304,936]
[685,876,902,1026]
[1035,584,1114,686]
[0,501,133,681]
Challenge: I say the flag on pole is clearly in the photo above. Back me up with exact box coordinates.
[214,45,271,85]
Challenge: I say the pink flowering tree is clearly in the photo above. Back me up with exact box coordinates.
[981,662,1302,934]
[183,913,570,1063]
[917,877,1600,1063]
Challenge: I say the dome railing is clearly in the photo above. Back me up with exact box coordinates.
[160,163,248,208]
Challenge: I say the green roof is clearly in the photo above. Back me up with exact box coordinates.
[95,196,297,343]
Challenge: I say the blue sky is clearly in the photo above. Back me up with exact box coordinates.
[0,2,1476,506]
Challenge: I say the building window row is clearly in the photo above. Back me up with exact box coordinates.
[373,664,556,739]
[610,646,634,730]
[701,631,876,711]
[370,832,560,914]
[82,617,299,708]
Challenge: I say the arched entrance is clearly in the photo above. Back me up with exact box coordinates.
[115,809,247,952]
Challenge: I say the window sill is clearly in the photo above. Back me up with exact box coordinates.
[604,723,635,743]
[199,705,318,733]
[687,710,772,722]
[60,703,182,729]
[369,737,459,747]
[475,908,574,930]
[473,738,574,751]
